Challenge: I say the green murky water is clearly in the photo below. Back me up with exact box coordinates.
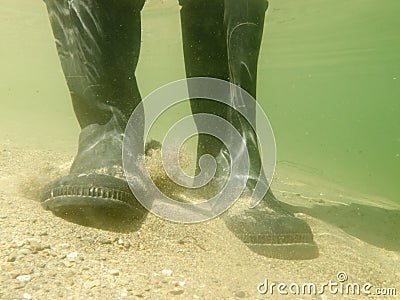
[1,0,399,203]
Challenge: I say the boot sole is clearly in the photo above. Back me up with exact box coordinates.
[40,174,147,228]
[224,209,319,260]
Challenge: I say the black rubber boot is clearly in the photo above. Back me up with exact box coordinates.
[40,0,147,228]
[179,0,232,196]
[180,0,318,259]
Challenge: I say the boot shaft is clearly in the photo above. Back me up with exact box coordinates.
[44,0,145,128]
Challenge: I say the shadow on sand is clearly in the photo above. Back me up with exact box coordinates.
[293,203,400,252]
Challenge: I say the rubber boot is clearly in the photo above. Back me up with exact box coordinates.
[40,0,147,227]
[180,0,318,259]
[179,0,231,197]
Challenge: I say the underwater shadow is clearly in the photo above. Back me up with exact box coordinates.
[52,208,147,233]
[293,203,400,251]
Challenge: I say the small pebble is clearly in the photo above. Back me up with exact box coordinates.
[16,275,31,283]
[29,241,44,253]
[161,269,173,276]
[22,293,32,300]
[63,261,73,268]
[66,251,78,260]
[37,262,46,268]
[19,249,31,255]
[178,281,186,287]
[83,280,100,289]
[16,242,26,248]
[7,253,17,262]
[109,269,120,276]
[120,288,127,297]
[99,238,112,245]
[234,291,246,298]
[168,289,184,296]
[95,257,106,261]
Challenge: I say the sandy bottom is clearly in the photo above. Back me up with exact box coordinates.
[0,143,399,299]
